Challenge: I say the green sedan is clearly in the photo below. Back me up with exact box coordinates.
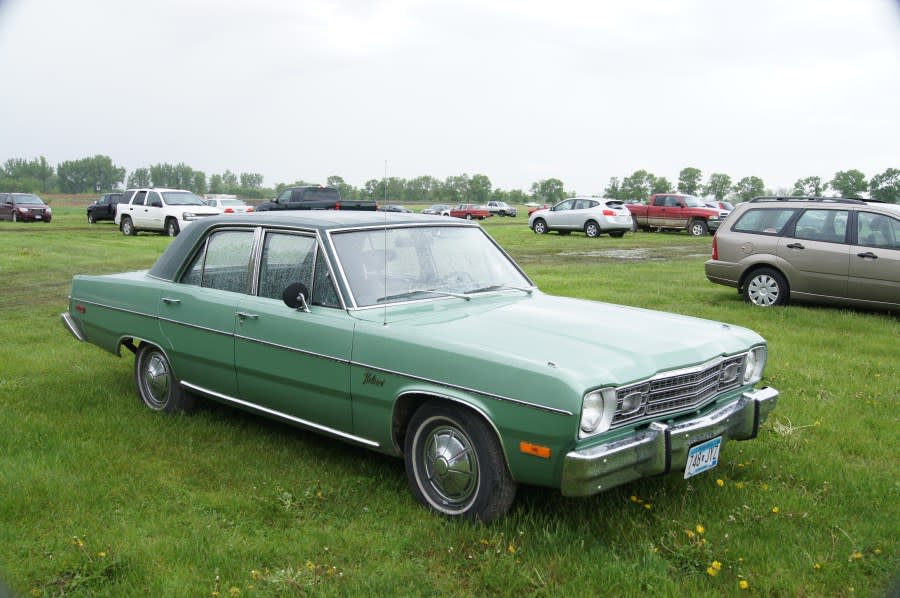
[62,211,778,521]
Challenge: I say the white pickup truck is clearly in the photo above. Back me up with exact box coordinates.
[115,188,222,236]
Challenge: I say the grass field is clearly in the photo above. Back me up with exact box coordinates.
[1,207,897,597]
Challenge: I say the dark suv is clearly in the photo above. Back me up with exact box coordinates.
[705,197,899,311]
[86,192,124,223]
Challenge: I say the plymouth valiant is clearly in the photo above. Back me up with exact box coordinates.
[62,212,778,521]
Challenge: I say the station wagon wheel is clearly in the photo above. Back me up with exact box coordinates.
[165,218,180,237]
[134,344,195,413]
[584,221,601,238]
[743,268,789,307]
[120,216,136,236]
[532,218,548,234]
[689,219,708,236]
[405,402,516,522]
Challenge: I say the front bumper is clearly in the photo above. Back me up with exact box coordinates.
[560,387,778,496]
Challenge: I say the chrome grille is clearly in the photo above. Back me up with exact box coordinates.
[612,355,746,427]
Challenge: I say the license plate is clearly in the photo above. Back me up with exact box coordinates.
[35,215,42,220]
[684,436,722,479]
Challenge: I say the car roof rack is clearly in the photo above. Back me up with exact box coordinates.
[748,196,868,205]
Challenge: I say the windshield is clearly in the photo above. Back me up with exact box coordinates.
[14,194,44,205]
[162,191,206,206]
[331,225,533,307]
[220,199,245,207]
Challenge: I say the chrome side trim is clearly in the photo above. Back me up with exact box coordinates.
[157,316,233,338]
[181,381,380,448]
[234,333,351,365]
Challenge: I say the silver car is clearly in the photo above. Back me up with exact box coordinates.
[705,197,900,310]
[529,197,633,238]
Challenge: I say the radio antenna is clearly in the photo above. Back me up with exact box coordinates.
[382,159,388,326]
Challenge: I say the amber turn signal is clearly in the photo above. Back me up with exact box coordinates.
[519,441,551,459]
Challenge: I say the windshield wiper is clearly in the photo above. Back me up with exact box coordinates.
[376,289,471,303]
[465,284,534,295]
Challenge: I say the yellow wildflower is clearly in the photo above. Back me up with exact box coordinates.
[735,482,745,490]
[706,566,718,577]
[643,503,652,510]
[739,580,749,590]
[630,495,638,503]
[695,524,705,535]
[685,530,695,539]
[97,551,107,558]
[251,570,261,581]
[716,479,725,487]
[229,588,240,597]
[850,551,863,561]
[771,506,779,513]
[874,548,882,555]
[711,560,722,571]
[507,543,517,554]
[814,563,822,570]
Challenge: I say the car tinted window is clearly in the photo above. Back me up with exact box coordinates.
[857,212,899,249]
[258,232,316,300]
[133,190,148,206]
[793,209,848,243]
[181,230,255,293]
[733,208,797,235]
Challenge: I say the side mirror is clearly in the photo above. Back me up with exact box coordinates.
[282,282,311,312]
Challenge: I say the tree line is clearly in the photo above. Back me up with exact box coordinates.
[1,155,898,204]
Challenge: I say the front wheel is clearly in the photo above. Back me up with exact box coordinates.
[12,212,18,223]
[689,219,709,236]
[120,216,136,236]
[743,268,789,307]
[134,343,195,413]
[405,402,516,522]
[88,212,96,224]
[532,218,548,234]
[610,231,625,238]
[584,221,601,238]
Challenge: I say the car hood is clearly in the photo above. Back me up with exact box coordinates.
[349,292,764,413]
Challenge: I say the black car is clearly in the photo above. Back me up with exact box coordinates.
[87,193,124,223]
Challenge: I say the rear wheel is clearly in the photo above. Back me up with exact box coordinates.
[743,268,789,307]
[584,221,601,238]
[134,343,195,413]
[120,216,136,236]
[532,218,548,234]
[405,402,516,522]
[689,219,709,236]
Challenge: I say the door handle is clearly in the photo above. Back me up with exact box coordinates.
[161,297,181,304]
[786,243,804,249]
[236,312,259,320]
[856,251,878,259]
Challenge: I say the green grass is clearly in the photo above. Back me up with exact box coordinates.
[1,208,897,597]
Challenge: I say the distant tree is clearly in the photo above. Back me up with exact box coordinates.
[619,170,654,202]
[529,178,566,204]
[651,176,673,194]
[127,168,151,188]
[192,172,207,194]
[407,176,439,202]
[792,176,824,196]
[1,156,55,192]
[604,177,622,199]
[678,167,703,195]
[443,174,471,204]
[240,172,264,189]
[327,175,357,200]
[208,174,225,194]
[468,174,492,204]
[703,173,733,201]
[57,155,125,193]
[221,170,238,189]
[828,169,868,197]
[869,168,900,203]
[732,176,766,203]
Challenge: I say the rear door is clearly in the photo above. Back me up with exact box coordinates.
[849,211,900,307]
[777,208,850,299]
[234,230,354,432]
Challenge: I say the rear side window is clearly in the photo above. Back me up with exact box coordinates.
[181,230,255,293]
[733,208,797,235]
[857,212,900,249]
[792,210,848,243]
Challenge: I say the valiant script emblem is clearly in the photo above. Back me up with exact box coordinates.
[363,372,385,387]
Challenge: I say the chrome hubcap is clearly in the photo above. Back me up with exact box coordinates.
[143,352,170,408]
[423,425,478,506]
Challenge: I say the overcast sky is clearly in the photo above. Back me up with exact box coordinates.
[1,0,898,195]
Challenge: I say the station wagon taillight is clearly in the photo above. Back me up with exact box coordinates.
[711,236,718,260]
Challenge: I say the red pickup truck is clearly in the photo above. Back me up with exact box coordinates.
[627,194,723,236]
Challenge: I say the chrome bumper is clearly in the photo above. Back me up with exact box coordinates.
[61,311,86,342]
[560,387,778,497]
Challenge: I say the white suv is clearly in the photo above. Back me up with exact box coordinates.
[115,188,222,236]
